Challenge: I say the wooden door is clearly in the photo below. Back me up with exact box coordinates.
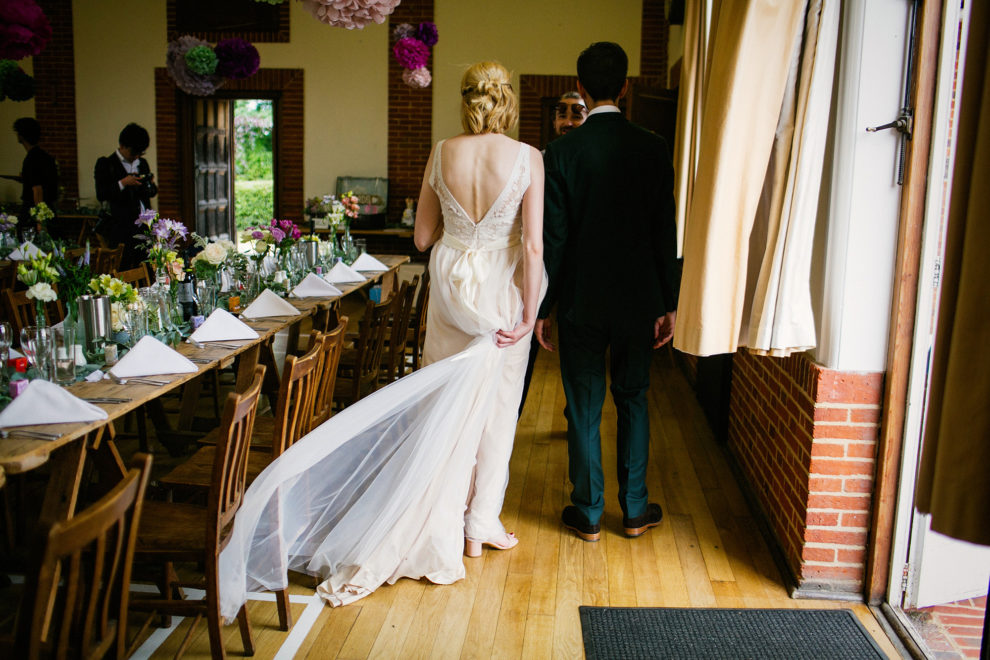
[192,99,233,238]
[627,84,678,149]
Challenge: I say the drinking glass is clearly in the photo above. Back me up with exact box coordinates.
[0,321,11,381]
[53,324,77,385]
[22,326,53,381]
[21,226,36,245]
[121,302,147,346]
[197,281,217,316]
[354,238,367,256]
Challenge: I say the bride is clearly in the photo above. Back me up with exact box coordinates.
[218,61,546,617]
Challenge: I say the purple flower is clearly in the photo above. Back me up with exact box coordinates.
[393,37,429,70]
[214,38,260,80]
[416,22,438,47]
[136,209,157,225]
[251,230,263,240]
[271,227,285,243]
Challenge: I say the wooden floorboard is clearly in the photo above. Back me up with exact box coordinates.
[123,346,901,659]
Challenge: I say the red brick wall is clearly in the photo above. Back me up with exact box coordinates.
[386,0,434,223]
[34,0,79,207]
[640,0,669,84]
[729,350,883,595]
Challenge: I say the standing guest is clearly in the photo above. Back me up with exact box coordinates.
[518,90,588,414]
[12,117,58,231]
[94,123,157,267]
[537,42,680,542]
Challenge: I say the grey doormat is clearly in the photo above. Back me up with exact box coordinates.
[579,606,887,659]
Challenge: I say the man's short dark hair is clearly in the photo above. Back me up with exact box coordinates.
[13,117,41,145]
[118,123,150,153]
[577,42,628,102]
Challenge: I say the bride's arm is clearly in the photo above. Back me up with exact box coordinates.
[495,147,544,348]
[414,144,443,251]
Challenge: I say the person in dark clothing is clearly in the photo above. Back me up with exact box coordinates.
[94,123,157,267]
[13,117,59,230]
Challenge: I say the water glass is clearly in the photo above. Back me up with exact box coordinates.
[197,281,217,316]
[21,226,36,245]
[354,238,367,256]
[0,321,11,382]
[22,326,53,381]
[53,324,76,385]
[122,302,148,346]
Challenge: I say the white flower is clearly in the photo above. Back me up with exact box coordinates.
[217,239,237,256]
[26,282,57,303]
[110,301,124,332]
[202,241,228,265]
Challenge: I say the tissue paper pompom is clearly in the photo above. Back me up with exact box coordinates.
[167,35,222,96]
[392,22,414,40]
[215,38,260,79]
[402,67,432,89]
[0,0,51,60]
[301,0,400,30]
[185,45,218,75]
[393,37,429,70]
[0,60,34,101]
[416,21,438,47]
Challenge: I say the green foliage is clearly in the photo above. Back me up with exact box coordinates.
[235,180,273,233]
[235,99,273,180]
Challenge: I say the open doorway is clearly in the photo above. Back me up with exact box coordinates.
[233,99,274,242]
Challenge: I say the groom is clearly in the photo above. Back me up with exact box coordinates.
[536,42,679,541]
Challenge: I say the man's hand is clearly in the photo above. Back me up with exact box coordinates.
[121,174,142,187]
[535,318,555,352]
[653,310,676,348]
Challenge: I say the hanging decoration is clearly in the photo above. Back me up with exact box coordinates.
[0,59,34,101]
[165,36,261,96]
[301,0,401,30]
[391,21,437,89]
[0,0,51,61]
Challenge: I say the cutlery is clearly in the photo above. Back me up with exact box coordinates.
[189,339,243,350]
[82,397,132,404]
[108,373,170,386]
[188,357,213,364]
[0,429,62,441]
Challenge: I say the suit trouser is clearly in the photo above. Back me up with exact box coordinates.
[558,314,654,525]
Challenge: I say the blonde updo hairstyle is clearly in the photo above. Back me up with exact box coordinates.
[460,61,518,135]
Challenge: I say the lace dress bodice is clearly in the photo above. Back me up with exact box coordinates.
[430,139,531,251]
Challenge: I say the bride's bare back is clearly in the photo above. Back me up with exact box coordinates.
[439,133,524,224]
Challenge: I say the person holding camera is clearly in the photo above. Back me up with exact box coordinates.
[94,122,157,267]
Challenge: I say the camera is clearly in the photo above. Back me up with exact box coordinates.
[136,172,155,195]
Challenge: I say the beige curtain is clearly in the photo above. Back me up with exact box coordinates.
[915,0,990,547]
[673,0,834,357]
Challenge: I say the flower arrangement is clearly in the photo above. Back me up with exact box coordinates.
[305,195,334,217]
[339,191,360,219]
[166,35,261,96]
[241,218,302,260]
[29,201,53,228]
[0,58,34,101]
[189,234,236,281]
[50,241,93,321]
[392,21,437,89]
[134,210,189,281]
[17,254,59,322]
[88,275,144,332]
[0,0,51,61]
[0,212,16,232]
[301,0,400,30]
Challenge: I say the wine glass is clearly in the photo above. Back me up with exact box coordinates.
[0,321,11,381]
[21,226,36,246]
[21,326,53,380]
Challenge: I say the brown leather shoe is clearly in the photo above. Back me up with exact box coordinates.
[623,503,663,537]
[562,506,601,542]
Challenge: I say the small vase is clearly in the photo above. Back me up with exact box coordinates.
[34,299,47,327]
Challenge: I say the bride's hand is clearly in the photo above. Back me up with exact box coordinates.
[495,320,534,348]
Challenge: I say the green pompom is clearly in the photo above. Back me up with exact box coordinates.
[185,45,218,75]
[0,60,34,102]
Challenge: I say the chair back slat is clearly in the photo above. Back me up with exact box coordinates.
[311,318,347,428]
[17,451,152,660]
[113,264,151,290]
[93,246,123,275]
[212,366,265,550]
[3,288,66,341]
[271,335,323,457]
[407,270,431,371]
[383,276,419,383]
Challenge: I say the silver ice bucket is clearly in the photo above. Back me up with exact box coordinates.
[77,294,112,355]
[303,241,319,269]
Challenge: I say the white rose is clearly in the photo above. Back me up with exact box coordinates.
[110,301,124,332]
[26,282,57,303]
[203,242,227,265]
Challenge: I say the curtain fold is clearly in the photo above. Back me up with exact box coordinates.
[673,0,808,357]
[915,0,990,547]
[672,0,707,257]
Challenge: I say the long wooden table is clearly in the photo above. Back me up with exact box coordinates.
[0,254,409,523]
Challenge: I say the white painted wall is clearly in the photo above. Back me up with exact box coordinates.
[811,0,910,372]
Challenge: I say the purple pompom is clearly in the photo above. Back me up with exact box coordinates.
[416,21,438,47]
[0,0,51,60]
[393,37,429,70]
[215,38,261,80]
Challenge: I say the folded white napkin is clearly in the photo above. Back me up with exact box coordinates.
[240,289,302,319]
[189,309,259,342]
[290,273,344,298]
[0,380,108,427]
[325,261,366,284]
[8,241,46,261]
[109,335,198,378]
[351,253,388,271]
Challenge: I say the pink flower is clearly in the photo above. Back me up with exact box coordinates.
[271,227,285,243]
[251,230,263,240]
[291,227,302,239]
[301,0,400,30]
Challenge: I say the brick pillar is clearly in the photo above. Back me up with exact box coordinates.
[34,0,79,207]
[387,0,434,223]
[729,351,883,595]
[640,0,669,85]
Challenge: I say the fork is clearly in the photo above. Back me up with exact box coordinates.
[0,429,62,441]
[108,373,170,386]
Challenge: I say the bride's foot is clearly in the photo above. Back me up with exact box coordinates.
[464,532,518,558]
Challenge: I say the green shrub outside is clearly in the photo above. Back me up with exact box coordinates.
[235,180,273,233]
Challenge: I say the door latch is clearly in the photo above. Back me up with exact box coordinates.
[866,110,913,139]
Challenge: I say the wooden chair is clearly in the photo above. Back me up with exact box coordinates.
[0,453,152,660]
[113,263,151,290]
[130,366,265,659]
[380,275,419,385]
[0,261,17,291]
[332,293,394,409]
[93,245,123,275]
[2,288,65,340]
[308,318,347,428]
[405,269,431,372]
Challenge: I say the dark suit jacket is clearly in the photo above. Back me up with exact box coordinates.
[94,152,157,250]
[539,111,680,325]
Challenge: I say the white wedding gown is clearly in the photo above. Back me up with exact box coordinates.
[219,140,546,619]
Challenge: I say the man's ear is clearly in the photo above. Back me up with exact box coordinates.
[617,79,629,101]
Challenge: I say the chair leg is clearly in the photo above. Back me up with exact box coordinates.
[237,604,255,656]
[205,601,227,660]
[136,404,149,454]
[275,588,293,631]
